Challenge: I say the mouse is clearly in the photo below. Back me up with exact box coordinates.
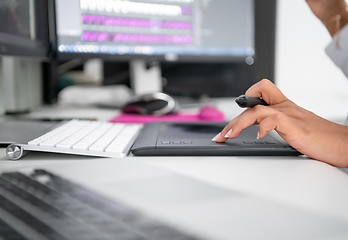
[198,105,225,121]
[121,92,179,116]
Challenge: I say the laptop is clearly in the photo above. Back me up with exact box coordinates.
[0,158,347,240]
[2,119,300,160]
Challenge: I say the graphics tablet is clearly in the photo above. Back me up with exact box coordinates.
[131,122,301,156]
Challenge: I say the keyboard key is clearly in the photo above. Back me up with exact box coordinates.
[28,120,80,146]
[56,122,101,148]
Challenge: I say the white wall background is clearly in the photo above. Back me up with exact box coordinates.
[275,0,348,123]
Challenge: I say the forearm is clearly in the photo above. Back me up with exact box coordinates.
[321,123,348,167]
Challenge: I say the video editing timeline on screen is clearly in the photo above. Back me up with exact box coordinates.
[59,0,194,55]
[57,0,255,57]
[80,0,194,45]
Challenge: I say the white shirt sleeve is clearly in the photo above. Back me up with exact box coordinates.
[325,24,348,78]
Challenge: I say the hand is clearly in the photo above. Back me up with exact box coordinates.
[306,0,348,36]
[213,79,348,168]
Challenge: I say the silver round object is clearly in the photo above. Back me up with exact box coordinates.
[6,144,23,160]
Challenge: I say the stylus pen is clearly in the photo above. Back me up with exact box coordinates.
[235,95,268,108]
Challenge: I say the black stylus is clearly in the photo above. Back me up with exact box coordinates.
[235,95,268,108]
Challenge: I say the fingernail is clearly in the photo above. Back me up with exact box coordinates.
[257,132,260,139]
[212,132,221,141]
[224,129,232,138]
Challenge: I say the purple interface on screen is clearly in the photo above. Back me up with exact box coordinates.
[79,1,194,45]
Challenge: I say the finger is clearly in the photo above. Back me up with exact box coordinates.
[245,79,288,105]
[212,109,250,142]
[214,105,277,142]
[257,111,297,140]
[213,108,254,142]
[257,114,281,139]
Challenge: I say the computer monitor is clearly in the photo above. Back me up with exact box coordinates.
[0,0,49,58]
[0,0,50,113]
[52,0,275,96]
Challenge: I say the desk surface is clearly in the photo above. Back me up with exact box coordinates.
[1,99,348,238]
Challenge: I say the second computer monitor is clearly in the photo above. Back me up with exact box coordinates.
[0,0,49,58]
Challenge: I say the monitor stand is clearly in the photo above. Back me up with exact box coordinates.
[129,60,162,95]
[2,56,43,114]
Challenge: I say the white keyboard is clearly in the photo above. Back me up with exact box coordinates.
[6,120,142,160]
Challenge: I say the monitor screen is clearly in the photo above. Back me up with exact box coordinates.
[55,0,254,61]
[0,0,49,58]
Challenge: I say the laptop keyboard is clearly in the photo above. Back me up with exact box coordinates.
[7,120,142,160]
[0,169,201,240]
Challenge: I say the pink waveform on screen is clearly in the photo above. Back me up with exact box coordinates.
[113,33,193,43]
[81,32,109,42]
[82,15,192,30]
[81,32,193,44]
[181,7,192,15]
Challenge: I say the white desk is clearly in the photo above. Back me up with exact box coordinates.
[1,99,348,239]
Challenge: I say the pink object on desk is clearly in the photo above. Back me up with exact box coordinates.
[109,105,225,123]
